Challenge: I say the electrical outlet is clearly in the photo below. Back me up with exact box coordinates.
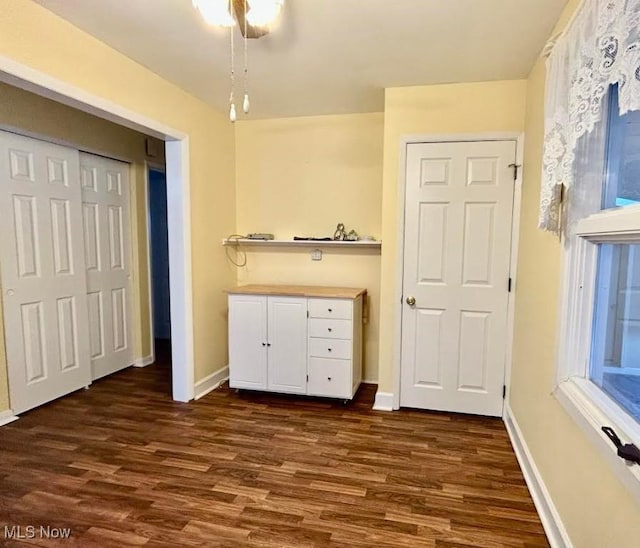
[311,249,322,261]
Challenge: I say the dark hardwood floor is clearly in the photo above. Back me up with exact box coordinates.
[0,361,548,547]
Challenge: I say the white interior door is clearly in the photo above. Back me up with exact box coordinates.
[400,140,516,416]
[80,153,134,380]
[0,131,91,414]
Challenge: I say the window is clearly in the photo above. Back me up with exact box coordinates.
[539,0,640,491]
[591,243,640,422]
[559,84,640,458]
[586,87,640,424]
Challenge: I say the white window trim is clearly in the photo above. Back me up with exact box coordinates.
[556,204,640,502]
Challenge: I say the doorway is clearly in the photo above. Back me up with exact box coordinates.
[398,137,522,417]
[148,167,172,369]
[0,58,194,405]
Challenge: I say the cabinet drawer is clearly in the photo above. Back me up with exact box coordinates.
[307,357,351,399]
[308,337,351,359]
[308,318,352,340]
[308,298,352,320]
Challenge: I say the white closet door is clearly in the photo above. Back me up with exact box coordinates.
[400,140,516,417]
[0,131,91,414]
[80,153,134,380]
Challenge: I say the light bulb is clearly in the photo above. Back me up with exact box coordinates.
[246,0,283,26]
[229,102,237,122]
[193,0,236,27]
[243,93,250,114]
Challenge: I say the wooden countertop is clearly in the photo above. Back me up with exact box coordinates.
[226,284,367,299]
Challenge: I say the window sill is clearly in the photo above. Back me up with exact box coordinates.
[555,378,640,502]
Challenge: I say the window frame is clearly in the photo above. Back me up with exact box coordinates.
[557,205,640,500]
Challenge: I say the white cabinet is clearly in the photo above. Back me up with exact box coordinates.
[227,286,364,400]
[228,294,307,393]
[306,297,362,400]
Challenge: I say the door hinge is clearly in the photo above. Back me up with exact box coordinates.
[508,163,521,181]
[503,385,507,399]
[508,277,512,292]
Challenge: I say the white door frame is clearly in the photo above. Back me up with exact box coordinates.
[392,132,524,414]
[0,55,195,403]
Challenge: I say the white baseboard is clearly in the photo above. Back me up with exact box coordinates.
[133,355,155,368]
[0,409,18,426]
[372,391,394,411]
[362,379,379,385]
[194,366,229,400]
[504,404,572,548]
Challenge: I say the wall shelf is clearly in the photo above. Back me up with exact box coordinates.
[222,238,382,250]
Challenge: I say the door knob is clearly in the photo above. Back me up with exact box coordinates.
[406,296,416,306]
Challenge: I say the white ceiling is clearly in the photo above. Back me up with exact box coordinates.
[35,0,567,119]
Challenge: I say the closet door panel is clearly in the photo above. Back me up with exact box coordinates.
[0,131,91,413]
[80,153,134,380]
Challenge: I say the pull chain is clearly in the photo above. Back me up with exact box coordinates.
[243,0,250,114]
[229,3,237,123]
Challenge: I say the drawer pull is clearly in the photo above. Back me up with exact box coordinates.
[327,376,332,381]
[328,348,332,352]
[328,308,332,312]
[328,328,332,332]
[262,342,266,346]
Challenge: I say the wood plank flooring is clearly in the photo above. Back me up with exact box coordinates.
[0,361,548,547]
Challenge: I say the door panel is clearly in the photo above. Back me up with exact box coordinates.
[80,153,134,380]
[50,198,73,275]
[400,140,516,416]
[228,295,267,389]
[21,301,47,383]
[56,296,79,371]
[13,195,40,277]
[412,308,444,388]
[0,131,91,413]
[87,291,104,359]
[267,297,307,393]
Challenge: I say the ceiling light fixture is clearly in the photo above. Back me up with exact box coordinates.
[245,0,283,27]
[193,0,284,122]
[192,0,236,27]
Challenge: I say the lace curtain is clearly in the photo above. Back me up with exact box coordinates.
[540,0,640,233]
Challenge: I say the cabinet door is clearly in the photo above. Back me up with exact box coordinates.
[267,296,307,394]
[228,294,267,389]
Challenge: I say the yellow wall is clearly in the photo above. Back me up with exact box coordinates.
[0,0,236,405]
[509,0,640,542]
[378,80,528,391]
[235,113,383,381]
[0,82,163,410]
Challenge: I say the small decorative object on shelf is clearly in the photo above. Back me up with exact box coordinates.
[333,223,359,241]
[345,229,359,241]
